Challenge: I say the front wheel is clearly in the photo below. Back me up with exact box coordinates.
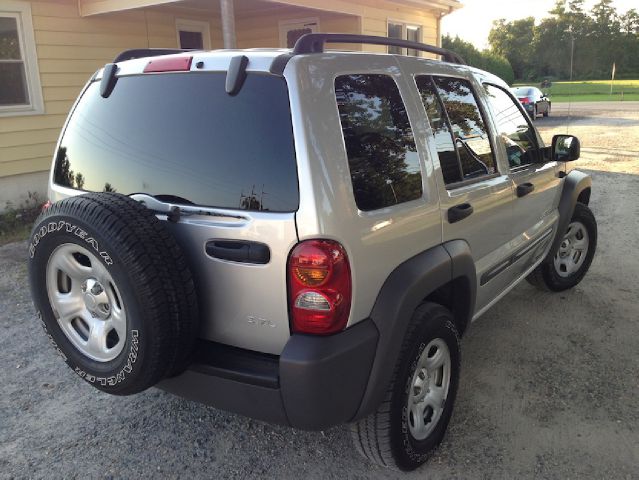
[350,303,460,471]
[527,202,597,291]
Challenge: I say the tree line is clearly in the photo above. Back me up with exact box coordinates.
[444,0,639,83]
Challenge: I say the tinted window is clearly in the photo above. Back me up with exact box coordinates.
[415,76,461,184]
[335,74,422,211]
[512,87,534,97]
[433,76,496,180]
[54,73,298,212]
[387,23,402,54]
[484,84,539,168]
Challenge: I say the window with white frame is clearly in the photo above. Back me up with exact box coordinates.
[387,22,422,56]
[279,18,319,48]
[0,1,43,116]
[176,19,211,50]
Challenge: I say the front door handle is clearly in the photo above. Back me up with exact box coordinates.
[516,182,535,197]
[448,203,474,223]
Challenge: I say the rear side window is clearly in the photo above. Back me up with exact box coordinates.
[335,74,422,211]
[417,76,496,187]
[54,73,298,212]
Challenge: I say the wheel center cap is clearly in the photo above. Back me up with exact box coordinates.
[84,293,98,310]
[81,278,110,318]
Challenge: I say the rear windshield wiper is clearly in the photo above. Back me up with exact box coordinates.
[130,193,248,222]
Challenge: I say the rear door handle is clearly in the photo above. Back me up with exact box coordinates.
[206,240,271,264]
[448,203,474,223]
[516,182,535,197]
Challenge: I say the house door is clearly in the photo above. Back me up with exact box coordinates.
[279,18,319,48]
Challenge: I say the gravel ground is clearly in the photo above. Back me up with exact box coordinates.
[1,102,638,479]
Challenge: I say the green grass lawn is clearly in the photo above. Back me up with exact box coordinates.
[513,79,639,102]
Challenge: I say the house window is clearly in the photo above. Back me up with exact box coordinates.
[0,1,43,116]
[279,18,319,48]
[176,19,211,50]
[387,22,422,56]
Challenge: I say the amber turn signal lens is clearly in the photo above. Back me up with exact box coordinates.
[293,266,329,286]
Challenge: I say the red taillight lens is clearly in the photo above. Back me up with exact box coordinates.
[143,56,193,73]
[519,97,530,104]
[288,240,352,335]
[41,200,52,211]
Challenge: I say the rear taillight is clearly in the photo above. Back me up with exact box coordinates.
[42,200,52,211]
[288,240,352,335]
[143,56,193,73]
[519,97,531,104]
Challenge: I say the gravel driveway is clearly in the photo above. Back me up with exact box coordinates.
[1,103,638,479]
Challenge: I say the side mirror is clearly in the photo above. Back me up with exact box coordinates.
[552,134,580,162]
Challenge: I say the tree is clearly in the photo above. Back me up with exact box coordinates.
[442,35,514,84]
[620,8,639,35]
[486,1,639,80]
[488,17,536,80]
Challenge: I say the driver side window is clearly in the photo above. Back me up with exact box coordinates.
[483,84,539,168]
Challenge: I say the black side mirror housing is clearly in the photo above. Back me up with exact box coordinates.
[552,134,580,162]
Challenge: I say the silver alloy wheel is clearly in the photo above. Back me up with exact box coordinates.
[407,338,451,441]
[45,243,126,362]
[553,221,589,278]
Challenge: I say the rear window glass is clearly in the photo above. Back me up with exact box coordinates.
[54,73,298,212]
[513,87,534,96]
[335,74,422,212]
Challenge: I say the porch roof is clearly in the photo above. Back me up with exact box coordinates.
[78,0,462,17]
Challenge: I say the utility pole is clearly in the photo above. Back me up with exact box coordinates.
[569,28,575,82]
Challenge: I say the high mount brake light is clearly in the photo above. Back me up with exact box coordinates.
[288,240,352,335]
[143,56,193,73]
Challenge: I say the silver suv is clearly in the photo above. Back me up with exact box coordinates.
[28,34,597,471]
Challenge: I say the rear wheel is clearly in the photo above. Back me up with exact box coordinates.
[351,303,460,471]
[527,202,597,291]
[543,104,550,117]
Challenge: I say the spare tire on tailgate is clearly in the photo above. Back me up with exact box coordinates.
[28,192,199,395]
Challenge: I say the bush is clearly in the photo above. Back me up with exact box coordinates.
[0,192,44,245]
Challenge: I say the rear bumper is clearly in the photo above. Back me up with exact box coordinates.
[157,319,379,430]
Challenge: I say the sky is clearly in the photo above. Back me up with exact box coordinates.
[441,0,638,50]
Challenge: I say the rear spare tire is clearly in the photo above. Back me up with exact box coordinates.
[28,193,199,395]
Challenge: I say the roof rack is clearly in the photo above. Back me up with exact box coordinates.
[113,48,191,63]
[292,33,466,65]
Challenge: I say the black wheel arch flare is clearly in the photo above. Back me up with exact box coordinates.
[353,240,476,421]
[550,170,592,258]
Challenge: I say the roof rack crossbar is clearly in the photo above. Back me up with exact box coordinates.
[292,33,466,64]
[113,48,191,63]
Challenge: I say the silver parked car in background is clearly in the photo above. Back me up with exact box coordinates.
[28,34,596,471]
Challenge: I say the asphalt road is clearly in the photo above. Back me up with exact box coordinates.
[1,105,638,479]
